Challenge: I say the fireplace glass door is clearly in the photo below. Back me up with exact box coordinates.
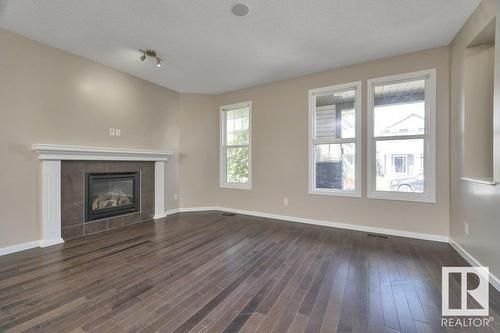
[86,172,140,221]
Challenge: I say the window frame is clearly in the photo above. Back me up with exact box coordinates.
[308,81,362,197]
[220,101,252,190]
[367,69,436,203]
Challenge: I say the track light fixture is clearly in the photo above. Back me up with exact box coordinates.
[138,49,163,68]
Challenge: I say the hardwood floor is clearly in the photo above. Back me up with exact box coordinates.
[0,211,498,333]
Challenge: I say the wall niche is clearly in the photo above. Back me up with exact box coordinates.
[463,18,496,184]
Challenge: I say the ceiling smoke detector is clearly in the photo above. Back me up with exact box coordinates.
[231,3,250,17]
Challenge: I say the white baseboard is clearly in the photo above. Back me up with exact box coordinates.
[449,238,500,292]
[39,237,64,248]
[0,240,41,256]
[153,213,168,219]
[164,208,180,216]
[177,206,449,242]
[179,207,219,213]
[0,237,65,256]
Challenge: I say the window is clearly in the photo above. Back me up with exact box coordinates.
[220,101,251,189]
[367,70,436,202]
[309,82,362,197]
[392,155,408,174]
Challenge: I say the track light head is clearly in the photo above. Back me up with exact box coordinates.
[138,49,163,69]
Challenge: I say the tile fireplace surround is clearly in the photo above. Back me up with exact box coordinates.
[32,144,173,247]
[61,161,153,240]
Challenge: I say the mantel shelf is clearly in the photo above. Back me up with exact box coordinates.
[32,144,174,161]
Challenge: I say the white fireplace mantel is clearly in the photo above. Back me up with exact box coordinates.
[33,144,174,247]
[32,144,172,161]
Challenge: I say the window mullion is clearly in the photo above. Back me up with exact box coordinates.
[373,134,425,142]
[313,138,357,145]
[225,144,248,149]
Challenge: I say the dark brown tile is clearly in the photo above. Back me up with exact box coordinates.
[84,220,108,235]
[141,163,154,175]
[106,161,132,172]
[106,161,151,172]
[61,160,83,168]
[61,192,83,207]
[108,216,123,229]
[123,212,141,226]
[140,210,154,222]
[61,164,85,196]
[141,170,154,194]
[141,193,154,212]
[61,200,84,227]
[61,225,83,240]
[84,161,107,172]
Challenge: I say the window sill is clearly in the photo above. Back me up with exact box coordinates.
[460,177,497,186]
[220,183,252,190]
[309,189,361,198]
[367,191,436,203]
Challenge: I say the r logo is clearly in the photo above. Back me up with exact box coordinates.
[442,267,489,316]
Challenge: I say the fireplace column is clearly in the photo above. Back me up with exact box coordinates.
[154,161,166,219]
[40,160,64,247]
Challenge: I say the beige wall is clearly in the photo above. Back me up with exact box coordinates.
[0,28,179,248]
[450,0,500,278]
[178,93,218,207]
[3,14,480,251]
[179,47,450,237]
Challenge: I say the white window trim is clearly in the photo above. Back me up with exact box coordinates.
[220,101,252,190]
[367,69,436,203]
[308,81,362,198]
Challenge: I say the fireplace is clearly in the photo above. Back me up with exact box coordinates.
[32,144,171,245]
[85,172,140,222]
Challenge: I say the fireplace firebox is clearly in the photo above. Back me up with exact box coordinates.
[85,172,140,222]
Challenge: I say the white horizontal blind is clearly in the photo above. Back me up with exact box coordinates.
[315,105,337,139]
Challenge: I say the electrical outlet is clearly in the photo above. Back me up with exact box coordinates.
[109,128,116,136]
[115,128,121,136]
[283,198,288,206]
[464,222,469,235]
[174,193,178,200]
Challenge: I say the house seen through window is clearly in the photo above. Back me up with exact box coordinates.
[368,70,436,202]
[373,81,425,193]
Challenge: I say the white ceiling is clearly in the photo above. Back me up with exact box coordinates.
[0,0,480,94]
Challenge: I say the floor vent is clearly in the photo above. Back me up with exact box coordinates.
[367,233,389,240]
[222,212,236,217]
